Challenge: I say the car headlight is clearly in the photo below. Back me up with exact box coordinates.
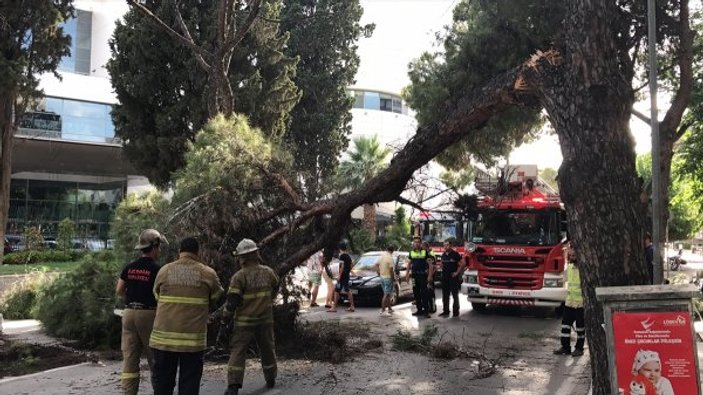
[543,278,564,288]
[361,277,381,288]
[465,242,477,253]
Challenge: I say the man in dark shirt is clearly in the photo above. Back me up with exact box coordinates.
[327,242,355,312]
[438,239,465,317]
[116,228,167,395]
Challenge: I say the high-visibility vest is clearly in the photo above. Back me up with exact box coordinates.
[409,249,428,274]
[565,264,583,308]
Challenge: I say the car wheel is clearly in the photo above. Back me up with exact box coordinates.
[471,302,487,312]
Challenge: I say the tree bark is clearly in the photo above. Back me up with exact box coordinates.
[0,93,16,264]
[533,1,649,393]
[362,203,376,239]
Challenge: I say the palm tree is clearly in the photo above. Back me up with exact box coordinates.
[338,135,392,238]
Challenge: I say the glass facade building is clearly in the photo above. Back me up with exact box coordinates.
[8,179,125,241]
[350,89,408,114]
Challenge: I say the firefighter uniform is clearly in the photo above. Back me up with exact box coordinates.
[559,263,585,354]
[409,248,431,315]
[149,251,223,395]
[119,256,161,395]
[225,260,280,390]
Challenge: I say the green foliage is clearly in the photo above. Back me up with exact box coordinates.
[110,191,169,262]
[539,167,559,192]
[404,0,560,169]
[107,0,300,187]
[390,324,438,352]
[23,226,45,251]
[281,0,373,199]
[440,168,475,190]
[57,218,75,251]
[0,0,73,98]
[636,153,702,241]
[0,271,53,319]
[3,249,84,265]
[34,256,122,348]
[383,207,412,250]
[348,227,376,254]
[338,135,392,188]
[168,114,299,276]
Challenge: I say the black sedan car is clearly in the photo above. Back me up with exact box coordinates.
[339,251,413,306]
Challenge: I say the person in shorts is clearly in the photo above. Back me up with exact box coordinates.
[377,245,396,316]
[306,251,323,307]
[327,242,355,312]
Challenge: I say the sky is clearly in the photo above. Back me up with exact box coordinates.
[356,0,656,171]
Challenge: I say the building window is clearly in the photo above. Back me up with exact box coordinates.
[7,178,125,241]
[59,10,92,74]
[363,92,380,110]
[380,94,393,112]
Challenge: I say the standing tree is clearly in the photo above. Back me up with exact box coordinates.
[281,0,373,201]
[0,0,73,263]
[108,0,300,187]
[338,135,391,238]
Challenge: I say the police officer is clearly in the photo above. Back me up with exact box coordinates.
[438,239,464,318]
[553,244,585,357]
[150,237,224,395]
[405,236,434,318]
[220,238,280,395]
[116,228,166,395]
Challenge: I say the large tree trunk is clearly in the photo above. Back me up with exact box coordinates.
[362,203,377,239]
[0,94,16,264]
[536,1,649,393]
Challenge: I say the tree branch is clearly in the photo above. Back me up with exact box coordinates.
[659,0,693,143]
[127,0,213,71]
[395,195,426,212]
[223,0,262,58]
[631,108,651,124]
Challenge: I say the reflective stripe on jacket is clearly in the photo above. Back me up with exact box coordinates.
[565,264,583,308]
[149,252,224,352]
[228,263,279,327]
[409,249,428,274]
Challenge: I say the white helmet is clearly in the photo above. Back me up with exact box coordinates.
[233,238,258,256]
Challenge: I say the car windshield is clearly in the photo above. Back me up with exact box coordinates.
[472,210,561,246]
[354,255,382,272]
[418,220,467,245]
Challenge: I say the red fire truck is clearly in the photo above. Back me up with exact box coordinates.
[461,165,568,311]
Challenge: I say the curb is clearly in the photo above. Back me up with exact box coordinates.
[0,362,94,385]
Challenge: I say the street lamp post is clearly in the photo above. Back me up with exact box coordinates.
[648,0,663,284]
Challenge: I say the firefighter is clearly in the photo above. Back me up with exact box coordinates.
[553,244,585,357]
[405,236,434,318]
[149,237,224,395]
[116,229,166,395]
[220,238,280,395]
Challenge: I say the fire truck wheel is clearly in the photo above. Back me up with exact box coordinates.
[471,302,487,312]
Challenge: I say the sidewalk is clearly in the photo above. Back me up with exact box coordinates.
[0,312,593,395]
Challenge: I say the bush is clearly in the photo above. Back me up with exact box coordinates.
[3,249,86,265]
[57,218,76,251]
[110,191,169,262]
[34,256,122,348]
[0,271,53,319]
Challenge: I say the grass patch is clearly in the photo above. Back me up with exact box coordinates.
[0,260,82,276]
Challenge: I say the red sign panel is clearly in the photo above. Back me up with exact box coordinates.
[613,311,699,395]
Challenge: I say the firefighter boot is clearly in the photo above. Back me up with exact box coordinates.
[224,385,239,395]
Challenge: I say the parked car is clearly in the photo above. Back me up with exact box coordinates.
[339,251,413,306]
[3,237,13,255]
